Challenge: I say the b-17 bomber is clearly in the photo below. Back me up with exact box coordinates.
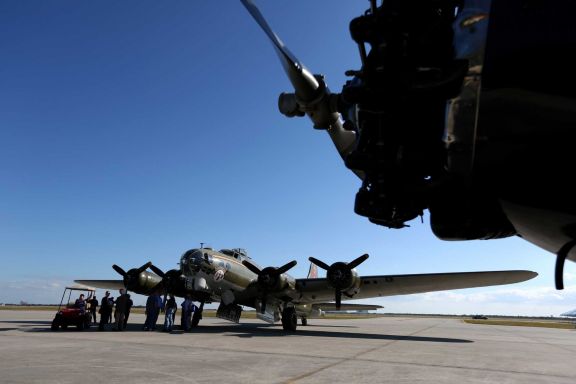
[77,246,536,332]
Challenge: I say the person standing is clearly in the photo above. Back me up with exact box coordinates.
[144,291,161,331]
[108,295,115,324]
[181,295,194,332]
[114,289,129,331]
[88,295,98,324]
[123,293,133,329]
[163,294,177,332]
[98,291,112,331]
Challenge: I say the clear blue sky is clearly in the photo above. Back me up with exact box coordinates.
[1,0,574,315]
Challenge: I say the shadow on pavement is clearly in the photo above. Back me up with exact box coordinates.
[14,321,473,343]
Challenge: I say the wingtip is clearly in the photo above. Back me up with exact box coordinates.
[514,270,539,282]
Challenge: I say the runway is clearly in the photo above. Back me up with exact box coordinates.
[0,310,575,383]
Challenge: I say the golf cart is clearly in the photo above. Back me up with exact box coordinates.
[51,286,95,331]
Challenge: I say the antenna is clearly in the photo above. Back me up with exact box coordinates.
[200,242,204,249]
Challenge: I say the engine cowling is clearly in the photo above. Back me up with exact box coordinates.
[309,254,369,309]
[112,263,163,295]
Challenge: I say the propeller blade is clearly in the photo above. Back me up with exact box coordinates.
[335,290,342,310]
[308,257,331,271]
[348,254,369,270]
[112,264,127,278]
[149,264,166,278]
[275,260,297,275]
[136,261,152,274]
[242,259,262,275]
[241,0,320,102]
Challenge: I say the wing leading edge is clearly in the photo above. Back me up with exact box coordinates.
[74,280,125,290]
[295,270,537,303]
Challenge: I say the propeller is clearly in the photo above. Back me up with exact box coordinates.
[241,0,319,102]
[308,254,369,309]
[242,259,297,313]
[112,261,152,291]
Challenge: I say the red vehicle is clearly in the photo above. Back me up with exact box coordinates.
[51,286,95,331]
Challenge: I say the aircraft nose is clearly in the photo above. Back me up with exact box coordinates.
[181,249,205,271]
[191,250,205,265]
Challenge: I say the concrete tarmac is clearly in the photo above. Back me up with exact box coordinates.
[0,310,575,383]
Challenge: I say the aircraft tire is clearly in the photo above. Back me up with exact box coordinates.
[301,318,307,326]
[192,312,202,327]
[282,307,297,331]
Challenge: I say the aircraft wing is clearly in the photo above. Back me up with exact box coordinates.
[295,270,537,303]
[74,280,125,290]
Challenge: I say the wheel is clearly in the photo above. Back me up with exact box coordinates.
[51,318,59,331]
[301,317,308,326]
[281,307,297,331]
[192,311,202,327]
[61,324,68,330]
[77,321,84,331]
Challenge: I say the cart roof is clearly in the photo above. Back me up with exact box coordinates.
[65,285,96,292]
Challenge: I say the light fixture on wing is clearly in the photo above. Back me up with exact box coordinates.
[242,259,297,314]
[308,254,369,309]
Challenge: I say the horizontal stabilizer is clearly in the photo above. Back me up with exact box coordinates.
[312,303,383,312]
[74,280,125,290]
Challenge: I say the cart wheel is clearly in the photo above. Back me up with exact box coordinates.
[51,319,59,331]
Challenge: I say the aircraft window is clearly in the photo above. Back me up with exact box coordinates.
[363,280,370,284]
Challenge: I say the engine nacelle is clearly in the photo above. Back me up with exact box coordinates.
[258,267,295,292]
[326,262,361,293]
[128,270,163,295]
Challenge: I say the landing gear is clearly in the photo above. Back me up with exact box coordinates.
[281,307,297,331]
[192,301,204,327]
[301,317,308,326]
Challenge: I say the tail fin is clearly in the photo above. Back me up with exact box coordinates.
[307,262,318,279]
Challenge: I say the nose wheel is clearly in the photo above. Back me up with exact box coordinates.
[281,307,297,331]
[192,301,205,327]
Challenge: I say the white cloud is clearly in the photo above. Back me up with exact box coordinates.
[0,279,67,304]
[565,272,576,282]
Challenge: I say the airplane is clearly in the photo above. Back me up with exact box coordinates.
[240,0,576,290]
[560,309,576,318]
[76,246,537,331]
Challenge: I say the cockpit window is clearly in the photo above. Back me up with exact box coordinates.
[219,248,250,261]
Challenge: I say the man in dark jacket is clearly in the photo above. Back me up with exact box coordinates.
[88,295,98,324]
[114,289,129,331]
[144,291,161,331]
[98,291,112,331]
[123,294,133,329]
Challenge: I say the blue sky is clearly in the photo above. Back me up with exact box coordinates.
[1,0,574,315]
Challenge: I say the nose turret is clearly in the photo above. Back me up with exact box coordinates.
[180,249,205,273]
